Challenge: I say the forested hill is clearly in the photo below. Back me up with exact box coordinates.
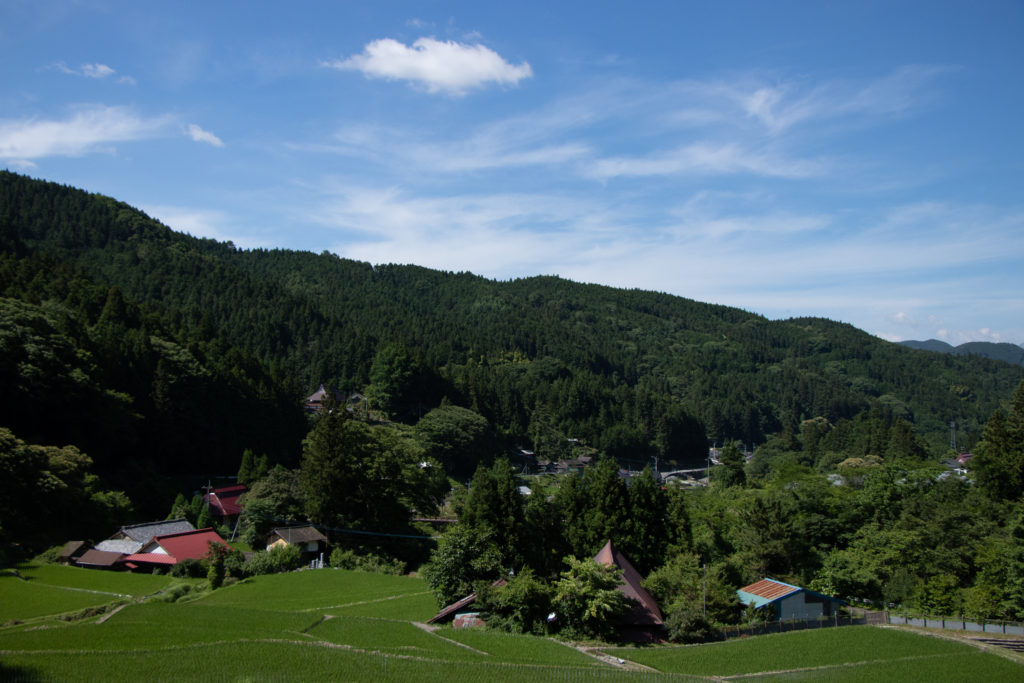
[1,171,1021,495]
[900,339,1024,367]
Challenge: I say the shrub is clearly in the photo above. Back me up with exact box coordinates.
[329,548,405,575]
[243,544,302,576]
[478,567,552,635]
[170,558,206,579]
[665,605,721,643]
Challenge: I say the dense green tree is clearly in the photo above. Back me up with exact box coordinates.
[0,427,131,559]
[716,441,747,488]
[973,380,1024,501]
[551,555,630,640]
[477,567,553,634]
[458,459,527,568]
[414,404,496,478]
[423,525,505,607]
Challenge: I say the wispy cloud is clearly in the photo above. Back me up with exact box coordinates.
[186,123,225,147]
[143,205,270,249]
[53,61,135,85]
[323,37,532,95]
[0,106,171,159]
[585,142,827,181]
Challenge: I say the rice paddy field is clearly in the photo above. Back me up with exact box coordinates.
[2,564,1022,681]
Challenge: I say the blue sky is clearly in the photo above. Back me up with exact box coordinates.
[3,1,1022,345]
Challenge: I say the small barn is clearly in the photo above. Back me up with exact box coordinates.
[737,578,842,620]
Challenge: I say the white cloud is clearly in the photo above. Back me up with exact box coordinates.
[53,62,134,83]
[4,159,37,170]
[143,205,269,250]
[0,106,170,159]
[324,37,532,95]
[187,123,225,147]
[81,63,115,79]
[586,142,826,181]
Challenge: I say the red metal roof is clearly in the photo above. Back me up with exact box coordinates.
[122,553,177,565]
[205,485,246,517]
[739,578,800,601]
[148,528,227,562]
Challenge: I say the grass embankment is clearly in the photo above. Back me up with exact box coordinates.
[2,564,1022,681]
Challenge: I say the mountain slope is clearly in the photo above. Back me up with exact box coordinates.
[2,171,1021,470]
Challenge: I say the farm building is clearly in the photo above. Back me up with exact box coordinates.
[737,578,842,620]
[122,528,227,570]
[267,525,329,562]
[203,485,247,526]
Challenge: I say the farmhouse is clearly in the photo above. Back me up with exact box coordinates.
[203,485,246,526]
[122,528,227,570]
[267,525,329,562]
[737,578,842,620]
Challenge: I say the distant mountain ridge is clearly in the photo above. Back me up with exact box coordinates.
[899,340,1024,366]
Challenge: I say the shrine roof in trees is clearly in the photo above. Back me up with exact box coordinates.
[593,540,664,627]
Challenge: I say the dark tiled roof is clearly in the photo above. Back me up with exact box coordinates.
[118,519,195,544]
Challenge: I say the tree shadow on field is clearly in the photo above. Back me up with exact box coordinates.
[0,662,45,682]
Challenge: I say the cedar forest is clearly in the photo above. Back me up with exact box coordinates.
[2,171,1023,640]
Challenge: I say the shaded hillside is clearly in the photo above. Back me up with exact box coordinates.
[901,340,1024,367]
[2,171,1021,471]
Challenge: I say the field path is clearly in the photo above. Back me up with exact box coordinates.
[715,651,965,679]
[411,622,491,656]
[300,589,433,613]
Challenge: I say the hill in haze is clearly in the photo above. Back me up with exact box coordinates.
[900,340,1024,366]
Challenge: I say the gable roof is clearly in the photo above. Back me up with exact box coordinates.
[143,528,227,562]
[116,518,195,544]
[95,539,144,555]
[270,525,327,545]
[58,540,87,560]
[736,578,841,609]
[593,540,663,626]
[205,486,247,517]
[76,549,125,568]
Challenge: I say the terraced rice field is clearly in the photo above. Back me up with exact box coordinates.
[2,564,1022,681]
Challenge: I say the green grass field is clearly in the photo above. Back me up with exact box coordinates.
[604,627,1024,679]
[2,564,1021,681]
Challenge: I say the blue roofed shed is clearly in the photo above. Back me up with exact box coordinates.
[737,578,841,620]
